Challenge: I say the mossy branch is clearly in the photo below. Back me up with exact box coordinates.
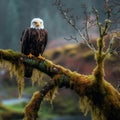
[0,49,120,120]
[92,3,112,83]
[24,81,56,120]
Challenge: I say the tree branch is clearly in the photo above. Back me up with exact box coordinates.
[24,81,56,120]
[53,0,96,52]
[0,49,120,120]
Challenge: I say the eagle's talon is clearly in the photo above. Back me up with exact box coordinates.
[38,54,45,60]
[28,53,34,58]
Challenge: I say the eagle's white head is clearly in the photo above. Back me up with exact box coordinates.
[30,18,44,29]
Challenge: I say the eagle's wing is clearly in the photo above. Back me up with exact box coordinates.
[20,28,30,54]
[20,28,33,78]
[41,30,48,55]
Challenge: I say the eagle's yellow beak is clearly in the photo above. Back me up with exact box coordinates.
[35,22,41,27]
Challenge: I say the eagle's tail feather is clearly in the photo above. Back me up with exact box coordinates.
[24,66,33,78]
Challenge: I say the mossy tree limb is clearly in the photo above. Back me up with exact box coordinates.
[0,49,120,120]
[92,4,111,84]
[24,81,56,120]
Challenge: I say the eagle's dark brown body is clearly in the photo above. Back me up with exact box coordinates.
[21,28,48,77]
[21,28,47,56]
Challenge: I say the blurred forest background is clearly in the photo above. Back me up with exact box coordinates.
[0,0,108,50]
[0,0,120,120]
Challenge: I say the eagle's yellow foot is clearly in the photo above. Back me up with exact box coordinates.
[38,54,45,60]
[28,53,34,58]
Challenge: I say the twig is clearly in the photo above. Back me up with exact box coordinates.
[64,35,79,42]
[92,7,102,37]
[105,35,115,55]
[54,0,96,52]
[103,0,111,35]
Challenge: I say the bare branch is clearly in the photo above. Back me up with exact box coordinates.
[92,7,102,37]
[54,0,96,52]
[64,35,79,42]
[83,4,90,41]
[109,36,120,56]
[103,0,111,35]
[105,35,115,55]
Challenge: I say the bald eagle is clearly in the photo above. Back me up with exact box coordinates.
[20,18,48,78]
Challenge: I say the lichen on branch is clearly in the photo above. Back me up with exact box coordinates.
[0,49,120,120]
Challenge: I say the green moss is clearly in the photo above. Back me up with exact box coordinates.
[31,69,43,86]
[44,86,58,106]
[0,44,120,120]
[0,59,24,98]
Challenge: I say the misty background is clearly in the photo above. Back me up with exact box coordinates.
[0,0,105,50]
